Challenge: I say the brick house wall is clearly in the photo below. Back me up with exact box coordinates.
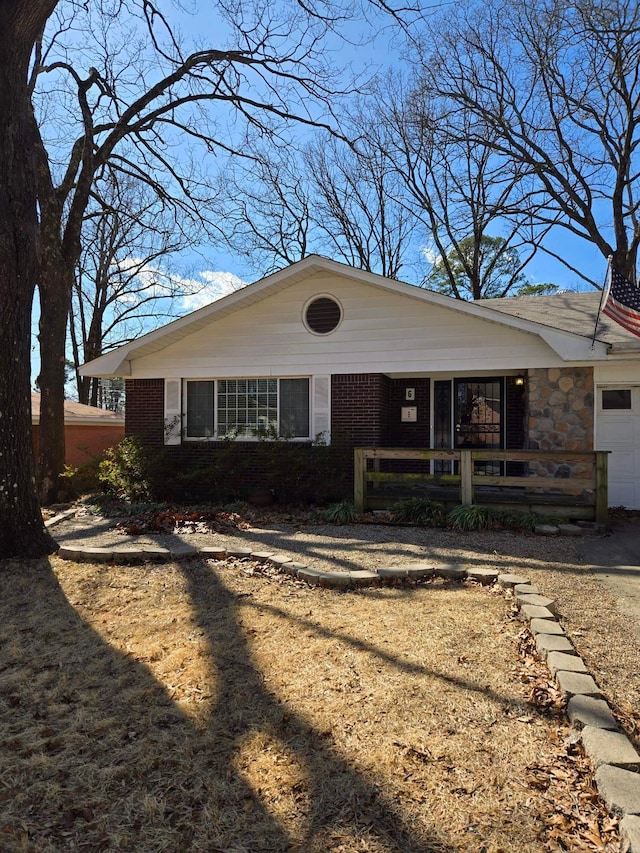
[125,379,164,446]
[124,372,532,501]
[32,423,125,467]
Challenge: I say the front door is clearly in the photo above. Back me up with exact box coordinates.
[433,378,504,474]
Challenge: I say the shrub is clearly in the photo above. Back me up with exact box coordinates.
[98,436,159,502]
[448,504,493,531]
[321,500,356,524]
[391,497,447,527]
[59,459,101,497]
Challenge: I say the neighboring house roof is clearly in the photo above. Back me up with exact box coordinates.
[31,393,125,425]
[479,292,640,352]
[80,255,634,378]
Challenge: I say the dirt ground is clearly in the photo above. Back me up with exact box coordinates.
[0,517,630,851]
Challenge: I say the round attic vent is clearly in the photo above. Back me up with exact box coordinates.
[304,296,342,335]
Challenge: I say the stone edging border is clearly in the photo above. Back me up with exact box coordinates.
[50,515,638,851]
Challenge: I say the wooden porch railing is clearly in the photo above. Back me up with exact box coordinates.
[353,448,609,525]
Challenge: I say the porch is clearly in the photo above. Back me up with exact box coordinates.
[353,448,609,524]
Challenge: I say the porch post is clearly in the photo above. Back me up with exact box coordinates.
[354,448,366,513]
[460,450,474,505]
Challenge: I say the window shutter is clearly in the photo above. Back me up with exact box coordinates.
[312,375,331,443]
[164,379,182,445]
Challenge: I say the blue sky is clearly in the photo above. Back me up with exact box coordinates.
[32,0,615,393]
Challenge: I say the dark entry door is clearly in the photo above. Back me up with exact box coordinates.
[454,378,504,474]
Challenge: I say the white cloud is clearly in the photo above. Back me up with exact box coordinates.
[181,270,247,312]
[420,244,442,266]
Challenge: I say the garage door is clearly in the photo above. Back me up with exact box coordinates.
[596,386,640,509]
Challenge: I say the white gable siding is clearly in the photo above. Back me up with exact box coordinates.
[130,272,566,378]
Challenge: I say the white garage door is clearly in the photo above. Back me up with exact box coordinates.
[596,386,640,509]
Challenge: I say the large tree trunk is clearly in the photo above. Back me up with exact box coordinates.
[0,3,58,557]
[37,251,71,504]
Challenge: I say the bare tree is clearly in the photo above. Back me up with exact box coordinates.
[419,0,640,285]
[29,0,413,503]
[368,72,552,298]
[217,131,415,279]
[304,133,415,279]
[69,169,201,407]
[216,145,313,276]
[0,1,58,557]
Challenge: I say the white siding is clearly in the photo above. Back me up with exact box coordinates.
[131,272,566,379]
[594,361,640,508]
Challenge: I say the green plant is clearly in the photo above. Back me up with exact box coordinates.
[59,459,101,496]
[391,497,447,527]
[321,500,356,524]
[448,504,493,531]
[98,436,159,502]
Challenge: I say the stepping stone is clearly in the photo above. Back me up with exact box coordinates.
[227,548,253,559]
[520,604,557,622]
[349,570,379,587]
[435,564,467,580]
[250,552,274,563]
[170,544,198,559]
[57,545,84,561]
[81,547,114,563]
[595,765,640,816]
[297,567,320,585]
[112,547,145,564]
[405,564,435,579]
[535,634,575,659]
[267,554,293,568]
[318,572,352,589]
[535,524,560,536]
[621,815,640,852]
[547,651,587,675]
[498,573,530,588]
[141,545,171,561]
[582,727,640,770]
[467,568,499,584]
[556,670,602,699]
[517,593,558,614]
[377,567,408,578]
[567,695,619,731]
[558,523,584,536]
[199,547,227,560]
[284,562,307,577]
[530,618,565,636]
[45,508,76,528]
[514,583,540,596]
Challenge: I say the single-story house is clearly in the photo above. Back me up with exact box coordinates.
[31,393,125,467]
[80,255,640,509]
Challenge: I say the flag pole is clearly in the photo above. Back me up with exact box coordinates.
[591,255,613,349]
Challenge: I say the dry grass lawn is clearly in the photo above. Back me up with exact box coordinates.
[0,553,622,852]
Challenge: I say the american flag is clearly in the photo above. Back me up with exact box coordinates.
[602,265,640,337]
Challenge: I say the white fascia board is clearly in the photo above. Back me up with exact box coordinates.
[529,327,609,361]
[79,355,131,378]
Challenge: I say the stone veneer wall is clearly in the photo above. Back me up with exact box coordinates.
[527,367,594,477]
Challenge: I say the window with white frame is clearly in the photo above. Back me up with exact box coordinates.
[185,378,310,439]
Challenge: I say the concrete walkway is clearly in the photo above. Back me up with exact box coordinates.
[577,517,640,640]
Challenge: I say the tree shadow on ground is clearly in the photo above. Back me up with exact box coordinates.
[0,558,458,852]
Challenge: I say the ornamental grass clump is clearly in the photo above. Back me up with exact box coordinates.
[391,497,447,527]
[447,503,493,531]
[321,500,357,524]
